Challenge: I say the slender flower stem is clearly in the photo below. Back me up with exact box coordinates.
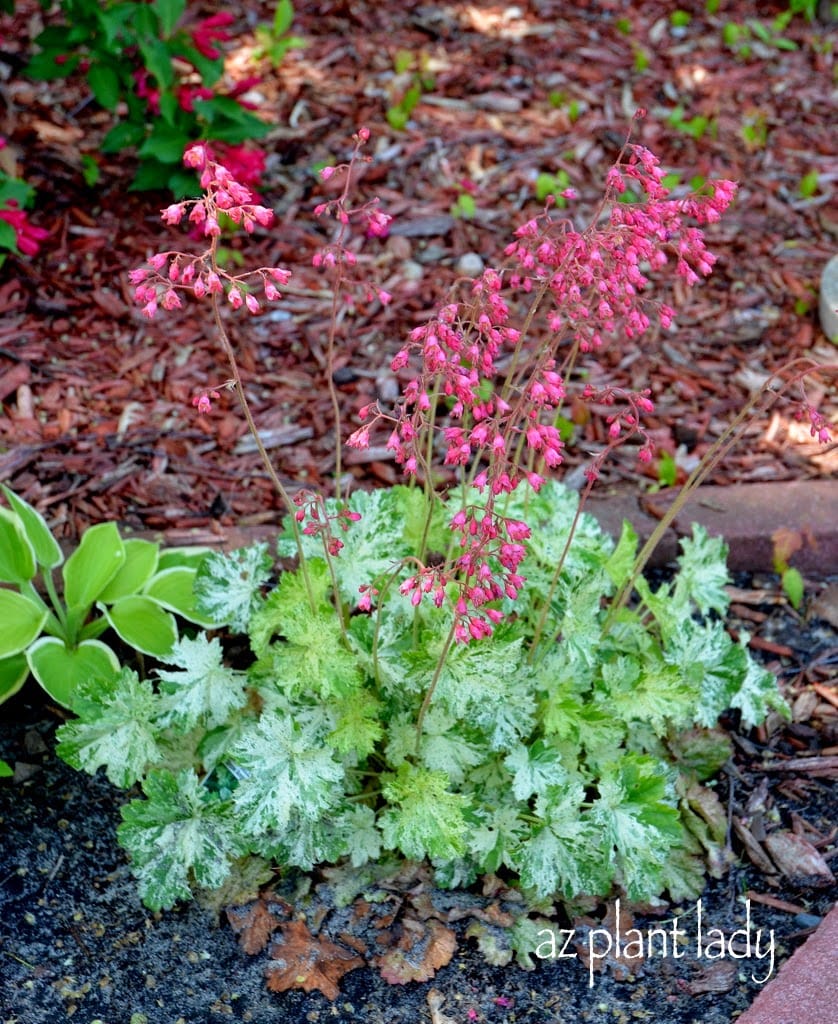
[208,289,318,615]
[603,364,824,631]
[325,275,345,501]
[415,620,457,752]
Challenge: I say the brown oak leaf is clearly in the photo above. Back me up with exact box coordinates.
[574,901,646,981]
[226,898,283,955]
[376,919,457,984]
[265,919,364,1000]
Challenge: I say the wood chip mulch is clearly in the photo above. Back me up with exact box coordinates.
[0,0,836,542]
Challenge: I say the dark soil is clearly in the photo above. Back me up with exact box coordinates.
[2,575,836,1024]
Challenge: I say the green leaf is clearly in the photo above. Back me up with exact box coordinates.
[26,637,120,709]
[229,710,344,839]
[0,507,37,584]
[253,614,362,702]
[63,522,125,612]
[0,219,18,253]
[157,546,214,571]
[193,544,273,632]
[247,560,333,653]
[55,669,163,787]
[88,63,122,109]
[380,763,469,862]
[143,566,220,626]
[0,653,30,705]
[0,590,48,658]
[273,0,294,35]
[591,754,682,900]
[728,634,788,727]
[603,520,637,588]
[137,122,190,164]
[101,119,147,154]
[98,539,160,602]
[326,691,383,758]
[657,450,678,486]
[154,635,248,732]
[154,0,187,38]
[665,619,745,726]
[513,782,609,898]
[1,486,63,569]
[504,739,568,801]
[781,567,804,609]
[0,759,12,777]
[672,524,730,618]
[118,769,242,910]
[131,156,182,192]
[138,36,175,90]
[102,595,178,657]
[794,169,815,195]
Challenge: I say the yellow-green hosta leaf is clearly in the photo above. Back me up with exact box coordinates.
[156,546,214,572]
[102,596,177,657]
[0,589,48,658]
[98,539,160,603]
[63,522,125,612]
[0,653,30,705]
[27,637,120,709]
[143,566,219,626]
[0,507,37,584]
[1,486,63,570]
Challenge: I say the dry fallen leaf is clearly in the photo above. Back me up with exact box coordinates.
[764,831,836,888]
[574,901,646,981]
[226,898,283,955]
[265,919,364,1000]
[684,960,737,995]
[376,919,457,985]
[427,988,458,1024]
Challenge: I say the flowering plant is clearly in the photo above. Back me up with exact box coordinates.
[57,129,828,925]
[0,139,48,264]
[23,0,278,192]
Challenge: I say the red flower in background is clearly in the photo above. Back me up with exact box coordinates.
[206,144,267,193]
[190,12,235,60]
[0,201,49,257]
[176,84,215,113]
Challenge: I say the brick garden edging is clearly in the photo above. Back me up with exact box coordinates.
[154,480,838,577]
[734,903,838,1024]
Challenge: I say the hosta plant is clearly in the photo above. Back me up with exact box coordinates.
[0,484,217,708]
[53,127,830,916]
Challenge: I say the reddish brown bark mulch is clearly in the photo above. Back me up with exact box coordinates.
[0,0,836,541]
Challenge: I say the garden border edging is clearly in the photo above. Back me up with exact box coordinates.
[147,480,838,576]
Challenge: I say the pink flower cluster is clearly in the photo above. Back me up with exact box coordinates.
[506,145,736,352]
[345,143,741,641]
[311,129,393,306]
[129,144,291,319]
[293,491,362,557]
[398,505,531,643]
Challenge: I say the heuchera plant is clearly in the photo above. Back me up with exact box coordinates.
[22,0,283,192]
[55,128,829,915]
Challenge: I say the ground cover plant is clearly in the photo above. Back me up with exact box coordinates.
[39,128,831,968]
